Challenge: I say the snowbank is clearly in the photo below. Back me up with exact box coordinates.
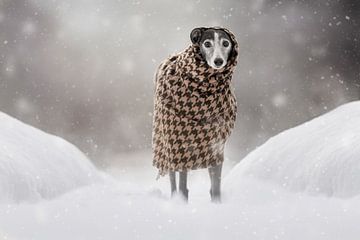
[225,101,360,198]
[0,112,102,202]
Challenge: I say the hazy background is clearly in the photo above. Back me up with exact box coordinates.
[1,0,359,167]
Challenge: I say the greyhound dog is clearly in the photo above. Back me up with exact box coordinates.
[168,28,235,203]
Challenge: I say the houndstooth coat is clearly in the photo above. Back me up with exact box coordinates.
[152,27,239,179]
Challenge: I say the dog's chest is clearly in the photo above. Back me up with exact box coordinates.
[167,73,230,120]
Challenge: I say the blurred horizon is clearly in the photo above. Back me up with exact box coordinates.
[0,0,359,167]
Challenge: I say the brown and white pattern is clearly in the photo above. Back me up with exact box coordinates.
[152,27,239,179]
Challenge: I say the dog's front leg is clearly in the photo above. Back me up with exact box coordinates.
[169,171,177,197]
[208,163,222,203]
[179,171,189,201]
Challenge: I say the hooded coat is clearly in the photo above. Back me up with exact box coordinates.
[152,27,239,178]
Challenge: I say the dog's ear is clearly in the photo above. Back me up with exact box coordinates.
[190,27,204,44]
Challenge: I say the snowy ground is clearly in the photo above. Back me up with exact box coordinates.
[1,102,360,240]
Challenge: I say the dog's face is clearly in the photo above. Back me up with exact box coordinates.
[190,28,233,69]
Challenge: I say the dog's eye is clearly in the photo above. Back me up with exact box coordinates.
[222,40,230,47]
[204,41,212,48]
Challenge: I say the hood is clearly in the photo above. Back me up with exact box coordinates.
[171,26,239,96]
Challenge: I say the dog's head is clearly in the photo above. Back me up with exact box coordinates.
[190,27,236,70]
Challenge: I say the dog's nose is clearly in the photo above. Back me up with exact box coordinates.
[214,58,224,67]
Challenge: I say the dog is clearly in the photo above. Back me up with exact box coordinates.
[152,27,239,203]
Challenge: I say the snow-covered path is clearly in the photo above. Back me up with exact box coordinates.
[1,102,360,239]
[1,168,360,240]
[1,169,359,240]
[1,150,360,240]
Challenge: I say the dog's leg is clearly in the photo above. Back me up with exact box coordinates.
[179,170,189,202]
[208,163,222,203]
[169,171,177,197]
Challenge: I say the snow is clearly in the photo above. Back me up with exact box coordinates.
[2,180,360,240]
[0,112,103,203]
[225,101,360,198]
[1,103,360,239]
